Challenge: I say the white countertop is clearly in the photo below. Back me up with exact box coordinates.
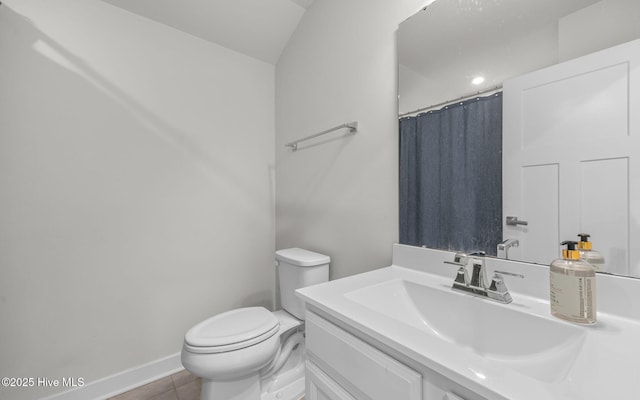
[296,245,640,400]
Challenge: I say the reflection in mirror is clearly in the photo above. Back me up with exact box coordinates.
[399,93,503,255]
[398,0,640,277]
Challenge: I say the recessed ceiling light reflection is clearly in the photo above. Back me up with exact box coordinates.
[471,76,485,85]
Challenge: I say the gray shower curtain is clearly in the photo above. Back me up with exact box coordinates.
[399,93,502,255]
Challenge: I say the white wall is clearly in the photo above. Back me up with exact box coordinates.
[559,0,640,62]
[0,1,275,399]
[275,0,428,280]
[398,63,437,116]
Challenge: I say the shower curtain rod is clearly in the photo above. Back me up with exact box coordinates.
[399,86,502,118]
[285,121,359,150]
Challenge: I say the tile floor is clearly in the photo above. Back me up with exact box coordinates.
[108,370,305,400]
[108,369,201,400]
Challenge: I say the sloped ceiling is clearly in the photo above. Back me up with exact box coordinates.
[101,0,314,64]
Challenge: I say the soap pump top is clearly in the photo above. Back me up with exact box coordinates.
[549,240,597,324]
[577,234,593,250]
[577,233,605,272]
[561,240,581,260]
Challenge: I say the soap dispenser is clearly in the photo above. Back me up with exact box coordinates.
[577,233,605,272]
[550,241,597,324]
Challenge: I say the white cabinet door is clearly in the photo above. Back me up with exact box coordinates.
[305,311,422,400]
[306,360,357,400]
[503,38,640,275]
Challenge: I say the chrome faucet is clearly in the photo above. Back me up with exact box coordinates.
[497,239,519,259]
[444,252,523,304]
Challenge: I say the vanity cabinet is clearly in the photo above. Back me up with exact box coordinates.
[305,310,479,400]
[306,360,357,400]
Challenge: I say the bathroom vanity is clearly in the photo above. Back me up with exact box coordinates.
[296,244,640,400]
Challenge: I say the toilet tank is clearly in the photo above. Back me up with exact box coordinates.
[276,248,330,319]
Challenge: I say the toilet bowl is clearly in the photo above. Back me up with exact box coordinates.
[181,248,330,400]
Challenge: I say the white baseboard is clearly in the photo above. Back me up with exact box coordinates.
[39,353,183,400]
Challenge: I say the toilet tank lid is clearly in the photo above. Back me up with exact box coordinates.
[275,248,330,267]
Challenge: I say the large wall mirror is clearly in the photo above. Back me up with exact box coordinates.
[398,0,640,278]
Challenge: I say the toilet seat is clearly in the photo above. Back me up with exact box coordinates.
[184,307,280,354]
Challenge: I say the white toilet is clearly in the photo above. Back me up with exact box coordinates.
[181,248,330,400]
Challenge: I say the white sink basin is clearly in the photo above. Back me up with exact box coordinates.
[345,279,586,381]
[297,246,640,399]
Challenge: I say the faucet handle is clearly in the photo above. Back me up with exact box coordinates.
[446,252,470,265]
[444,254,470,286]
[487,270,524,303]
[493,270,525,279]
[443,251,485,266]
[453,266,469,286]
